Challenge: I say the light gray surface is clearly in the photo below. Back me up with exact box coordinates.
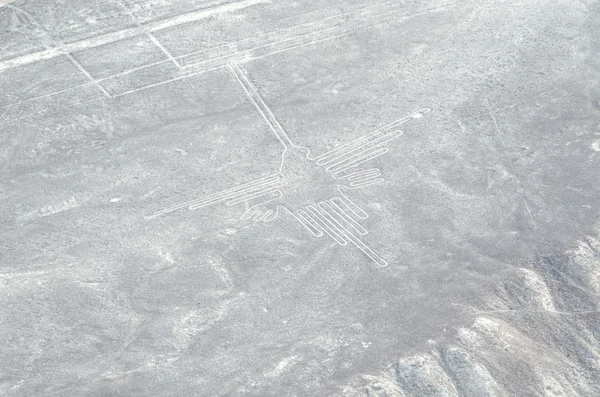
[0,0,599,396]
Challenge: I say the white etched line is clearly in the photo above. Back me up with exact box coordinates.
[240,209,259,221]
[323,200,368,236]
[347,171,384,183]
[374,108,431,132]
[239,24,342,56]
[350,175,385,186]
[312,204,353,245]
[317,202,355,232]
[253,210,267,222]
[111,64,225,97]
[324,132,398,171]
[147,175,280,218]
[179,0,411,68]
[306,205,347,245]
[348,173,384,183]
[297,209,326,235]
[257,209,274,222]
[96,58,171,82]
[329,147,389,175]
[349,178,385,188]
[150,0,269,32]
[346,169,382,182]
[316,203,387,266]
[209,174,281,193]
[0,81,98,110]
[2,2,449,101]
[315,127,392,165]
[247,30,357,62]
[175,0,398,65]
[320,131,399,168]
[181,24,343,68]
[240,192,283,221]
[186,176,281,206]
[4,2,447,102]
[146,32,181,68]
[263,209,279,222]
[347,234,388,267]
[295,210,324,237]
[248,3,458,64]
[225,185,284,206]
[333,192,368,220]
[65,53,111,97]
[319,205,387,267]
[344,231,388,267]
[4,0,427,75]
[315,130,388,164]
[325,144,391,172]
[228,63,295,149]
[315,108,430,163]
[190,180,284,209]
[177,24,338,66]
[0,0,269,72]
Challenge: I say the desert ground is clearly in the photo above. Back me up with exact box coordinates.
[1,0,599,396]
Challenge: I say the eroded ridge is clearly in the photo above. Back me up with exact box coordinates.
[147,63,429,266]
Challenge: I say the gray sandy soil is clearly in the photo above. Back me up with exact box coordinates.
[0,0,599,396]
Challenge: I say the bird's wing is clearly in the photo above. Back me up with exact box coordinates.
[311,108,430,188]
[145,173,285,219]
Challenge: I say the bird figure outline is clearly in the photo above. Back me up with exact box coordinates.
[147,64,429,267]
